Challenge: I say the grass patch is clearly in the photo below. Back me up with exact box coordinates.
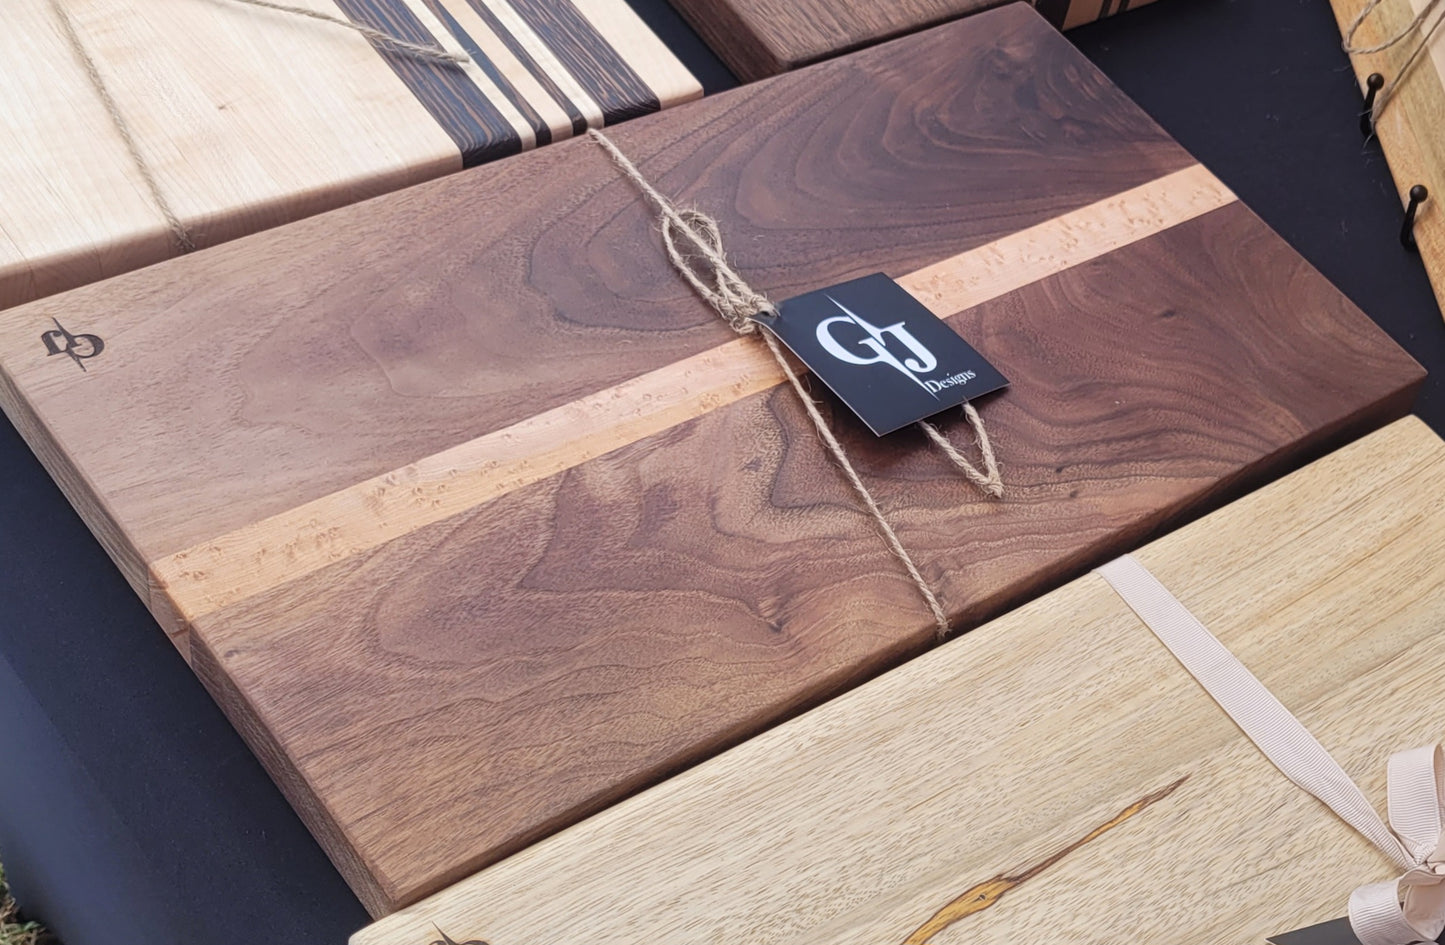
[0,862,49,945]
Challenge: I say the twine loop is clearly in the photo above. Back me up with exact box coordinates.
[660,207,773,334]
[1344,0,1445,128]
[589,128,1007,637]
[1097,556,1445,945]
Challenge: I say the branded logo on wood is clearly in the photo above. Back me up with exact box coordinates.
[41,318,104,372]
[765,273,1007,436]
[815,297,978,397]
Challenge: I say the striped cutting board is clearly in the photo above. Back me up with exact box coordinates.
[0,0,700,307]
[1329,0,1445,319]
[0,3,1421,919]
[667,0,1162,81]
[351,416,1445,945]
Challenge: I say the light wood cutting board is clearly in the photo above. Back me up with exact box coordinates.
[353,416,1445,945]
[0,5,1423,918]
[0,0,700,308]
[1328,0,1445,319]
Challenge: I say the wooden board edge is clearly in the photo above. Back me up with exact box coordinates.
[0,343,174,649]
[1327,0,1445,318]
[187,629,398,917]
[344,414,1444,945]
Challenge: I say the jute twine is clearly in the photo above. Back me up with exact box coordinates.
[589,128,1006,639]
[48,0,469,254]
[50,0,1003,638]
[1345,0,1445,128]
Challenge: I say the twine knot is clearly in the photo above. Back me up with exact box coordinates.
[589,129,1008,638]
[659,207,774,334]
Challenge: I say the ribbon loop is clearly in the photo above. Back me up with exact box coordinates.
[1350,747,1445,945]
[1387,746,1445,858]
[1093,555,1445,945]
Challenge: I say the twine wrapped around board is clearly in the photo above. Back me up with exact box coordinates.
[48,0,470,254]
[1345,0,1445,128]
[55,0,1006,638]
[588,128,1007,639]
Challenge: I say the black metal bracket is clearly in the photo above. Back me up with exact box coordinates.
[1361,72,1385,136]
[1402,185,1429,252]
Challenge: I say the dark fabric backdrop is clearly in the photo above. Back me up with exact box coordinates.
[0,1,1438,942]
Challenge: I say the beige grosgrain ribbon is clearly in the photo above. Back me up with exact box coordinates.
[1094,555,1445,945]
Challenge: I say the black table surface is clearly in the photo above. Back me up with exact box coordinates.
[1,1,1440,943]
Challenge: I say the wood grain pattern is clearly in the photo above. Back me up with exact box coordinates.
[351,417,1445,945]
[667,0,1163,81]
[0,0,700,309]
[0,6,1422,916]
[150,164,1236,626]
[1328,0,1445,318]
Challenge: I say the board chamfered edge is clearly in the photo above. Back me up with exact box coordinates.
[0,4,1425,916]
[349,416,1445,945]
[668,0,1164,82]
[168,189,1421,916]
[0,0,702,310]
[1326,0,1445,319]
[180,205,1421,917]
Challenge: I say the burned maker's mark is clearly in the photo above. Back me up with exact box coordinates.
[429,928,489,945]
[901,775,1189,944]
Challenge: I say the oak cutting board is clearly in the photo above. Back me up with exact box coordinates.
[667,0,1159,81]
[351,416,1445,945]
[1328,0,1445,318]
[0,0,700,308]
[0,4,1422,917]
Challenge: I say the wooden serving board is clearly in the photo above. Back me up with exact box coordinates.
[0,0,700,308]
[352,416,1445,945]
[667,0,1160,81]
[0,4,1422,917]
[355,419,1445,945]
[1328,0,1445,319]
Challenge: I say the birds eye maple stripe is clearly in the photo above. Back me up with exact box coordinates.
[149,163,1237,631]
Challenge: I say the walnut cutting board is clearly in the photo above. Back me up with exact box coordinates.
[0,0,700,308]
[0,4,1422,917]
[667,0,1160,81]
[1328,0,1445,319]
[350,417,1445,945]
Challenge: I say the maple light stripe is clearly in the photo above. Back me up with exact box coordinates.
[507,0,660,122]
[332,0,674,166]
[398,0,539,149]
[331,0,525,164]
[569,0,702,108]
[438,0,574,141]
[473,0,606,127]
[150,164,1237,624]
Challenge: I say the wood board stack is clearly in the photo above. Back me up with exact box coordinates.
[0,2,1423,920]
[1328,0,1445,318]
[352,416,1445,945]
[667,0,1163,81]
[0,0,701,308]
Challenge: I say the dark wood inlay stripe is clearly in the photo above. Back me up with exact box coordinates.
[423,0,552,147]
[459,0,588,135]
[332,0,523,167]
[506,0,660,123]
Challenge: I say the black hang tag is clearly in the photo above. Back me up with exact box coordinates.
[1267,918,1363,945]
[758,273,1007,436]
